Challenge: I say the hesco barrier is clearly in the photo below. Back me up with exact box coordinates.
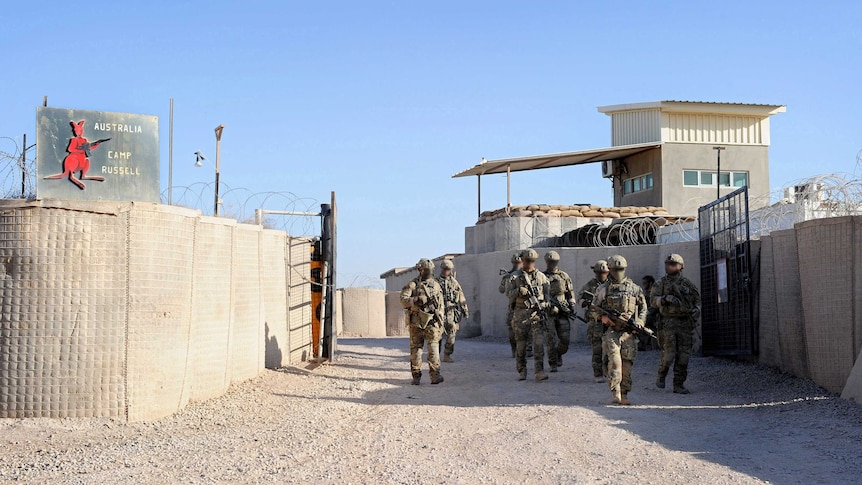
[0,200,312,421]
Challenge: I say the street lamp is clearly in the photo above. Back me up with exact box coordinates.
[214,124,224,217]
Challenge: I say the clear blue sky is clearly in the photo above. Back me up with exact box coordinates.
[2,1,860,286]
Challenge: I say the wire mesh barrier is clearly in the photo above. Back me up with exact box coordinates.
[698,186,756,356]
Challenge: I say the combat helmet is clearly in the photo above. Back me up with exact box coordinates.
[665,253,684,268]
[511,253,522,263]
[415,258,435,270]
[607,255,628,270]
[544,251,560,262]
[520,248,539,261]
[440,259,454,270]
[592,260,609,272]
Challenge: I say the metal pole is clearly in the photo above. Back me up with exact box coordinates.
[506,163,511,214]
[214,124,224,216]
[321,192,337,361]
[21,133,26,198]
[713,146,726,201]
[168,98,174,205]
[477,174,481,218]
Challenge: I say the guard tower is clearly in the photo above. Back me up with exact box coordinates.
[597,101,785,215]
[453,100,785,217]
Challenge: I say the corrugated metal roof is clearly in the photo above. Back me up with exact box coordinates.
[661,100,784,107]
[452,142,661,178]
[598,100,786,115]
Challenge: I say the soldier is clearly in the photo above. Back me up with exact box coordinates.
[543,251,576,370]
[438,259,469,363]
[499,253,522,357]
[400,258,445,385]
[506,249,552,381]
[579,260,609,383]
[651,254,702,394]
[591,255,647,405]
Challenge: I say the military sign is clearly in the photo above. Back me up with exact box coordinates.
[36,107,159,202]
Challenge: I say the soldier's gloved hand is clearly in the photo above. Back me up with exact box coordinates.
[519,287,530,296]
[540,302,551,311]
[550,305,559,315]
[663,295,680,305]
[568,299,577,310]
[690,307,701,320]
[414,295,428,305]
[620,311,633,321]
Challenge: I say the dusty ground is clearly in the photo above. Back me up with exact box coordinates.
[2,337,862,484]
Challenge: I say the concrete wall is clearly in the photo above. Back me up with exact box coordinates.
[339,288,386,337]
[0,200,313,421]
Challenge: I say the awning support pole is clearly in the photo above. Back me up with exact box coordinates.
[477,174,481,218]
[506,163,511,215]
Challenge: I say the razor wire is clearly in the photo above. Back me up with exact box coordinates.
[163,182,322,237]
[0,136,36,199]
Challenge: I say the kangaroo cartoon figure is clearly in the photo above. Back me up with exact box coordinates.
[43,120,110,190]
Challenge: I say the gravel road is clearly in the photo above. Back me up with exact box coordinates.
[2,337,862,484]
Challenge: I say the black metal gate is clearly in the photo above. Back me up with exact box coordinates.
[698,186,756,356]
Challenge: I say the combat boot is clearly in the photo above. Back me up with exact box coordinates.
[620,393,632,406]
[557,355,563,367]
[443,354,454,363]
[518,370,527,381]
[411,373,421,386]
[594,376,606,383]
[430,372,444,385]
[535,371,548,382]
[550,366,558,373]
[656,375,666,389]
[673,386,690,394]
[611,390,622,405]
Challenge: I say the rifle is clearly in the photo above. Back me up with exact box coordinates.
[548,297,577,322]
[415,280,444,329]
[522,272,547,319]
[80,138,111,156]
[499,268,508,275]
[587,303,657,340]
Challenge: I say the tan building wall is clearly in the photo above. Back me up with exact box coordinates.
[613,144,770,216]
[0,200,313,421]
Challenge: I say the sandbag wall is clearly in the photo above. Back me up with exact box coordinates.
[0,200,313,421]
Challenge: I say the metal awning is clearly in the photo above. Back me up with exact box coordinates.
[452,142,662,178]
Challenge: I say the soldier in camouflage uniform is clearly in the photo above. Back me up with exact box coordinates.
[438,259,469,363]
[591,255,647,405]
[579,260,609,383]
[543,251,576,370]
[400,258,445,385]
[499,253,522,358]
[506,249,552,382]
[650,254,702,394]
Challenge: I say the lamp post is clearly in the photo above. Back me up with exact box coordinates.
[713,146,726,201]
[214,124,224,216]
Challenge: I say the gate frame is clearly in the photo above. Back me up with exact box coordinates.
[698,186,757,356]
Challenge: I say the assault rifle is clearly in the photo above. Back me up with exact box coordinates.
[522,273,548,319]
[548,297,577,322]
[415,280,444,329]
[582,291,657,339]
[80,138,111,156]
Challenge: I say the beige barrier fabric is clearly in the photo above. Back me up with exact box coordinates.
[0,201,313,421]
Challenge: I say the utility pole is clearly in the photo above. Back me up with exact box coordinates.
[713,146,726,200]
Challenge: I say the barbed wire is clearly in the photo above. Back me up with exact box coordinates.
[163,182,322,236]
[0,136,37,199]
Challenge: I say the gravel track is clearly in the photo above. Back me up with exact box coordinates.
[2,337,862,484]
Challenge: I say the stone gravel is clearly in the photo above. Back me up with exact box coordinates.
[1,337,862,484]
